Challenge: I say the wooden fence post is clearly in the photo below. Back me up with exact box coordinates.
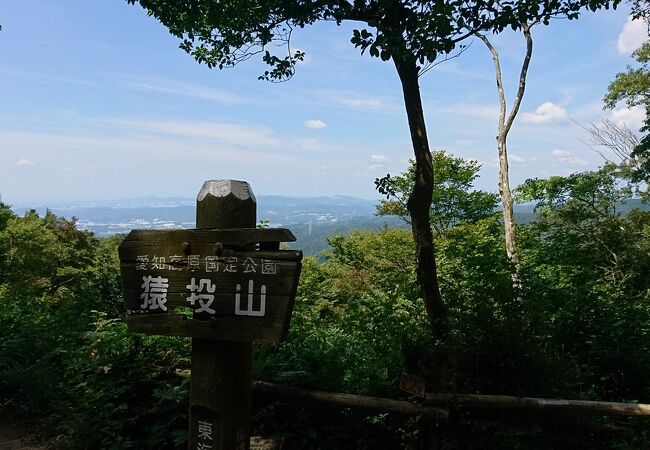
[190,180,255,450]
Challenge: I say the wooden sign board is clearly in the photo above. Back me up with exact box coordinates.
[118,228,302,343]
[400,373,426,399]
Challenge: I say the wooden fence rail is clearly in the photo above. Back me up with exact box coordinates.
[252,381,650,418]
[252,381,449,421]
[424,393,650,416]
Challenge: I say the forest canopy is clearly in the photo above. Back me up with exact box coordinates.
[1,155,649,448]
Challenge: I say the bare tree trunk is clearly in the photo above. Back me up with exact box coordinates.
[479,24,533,292]
[393,56,451,388]
[498,138,522,289]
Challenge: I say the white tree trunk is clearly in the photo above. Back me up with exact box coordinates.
[479,23,533,291]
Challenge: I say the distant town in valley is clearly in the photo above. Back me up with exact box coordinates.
[11,195,646,256]
[10,195,401,256]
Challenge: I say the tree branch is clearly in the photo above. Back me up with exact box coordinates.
[503,22,533,135]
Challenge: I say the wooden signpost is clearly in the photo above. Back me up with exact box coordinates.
[119,229,302,342]
[118,180,302,450]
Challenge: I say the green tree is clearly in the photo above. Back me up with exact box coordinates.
[0,209,190,448]
[91,234,127,319]
[0,210,99,413]
[515,163,633,219]
[0,202,13,231]
[125,0,620,379]
[0,213,59,294]
[604,41,650,182]
[515,166,650,402]
[375,151,498,236]
[270,228,425,395]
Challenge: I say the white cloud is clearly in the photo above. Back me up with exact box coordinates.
[368,154,391,171]
[551,149,587,165]
[113,116,335,153]
[312,89,400,114]
[430,61,493,81]
[509,154,525,163]
[122,78,244,104]
[617,17,647,55]
[338,97,385,110]
[16,158,35,166]
[0,125,314,203]
[370,154,390,163]
[566,157,588,165]
[0,115,386,203]
[105,119,280,148]
[0,68,101,88]
[304,119,327,129]
[521,102,569,125]
[609,106,645,130]
[444,104,498,120]
[290,138,328,151]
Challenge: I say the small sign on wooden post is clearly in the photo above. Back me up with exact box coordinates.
[399,373,427,399]
[118,180,302,450]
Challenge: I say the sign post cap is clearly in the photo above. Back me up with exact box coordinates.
[197,180,256,230]
[197,180,257,203]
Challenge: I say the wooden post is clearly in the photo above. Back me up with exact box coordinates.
[190,180,255,450]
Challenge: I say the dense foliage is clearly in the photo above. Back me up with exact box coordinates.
[604,41,650,182]
[1,156,649,448]
[375,151,499,235]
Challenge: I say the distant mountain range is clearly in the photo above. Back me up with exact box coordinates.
[11,196,649,256]
[12,196,403,255]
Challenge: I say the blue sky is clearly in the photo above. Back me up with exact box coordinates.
[0,1,647,205]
